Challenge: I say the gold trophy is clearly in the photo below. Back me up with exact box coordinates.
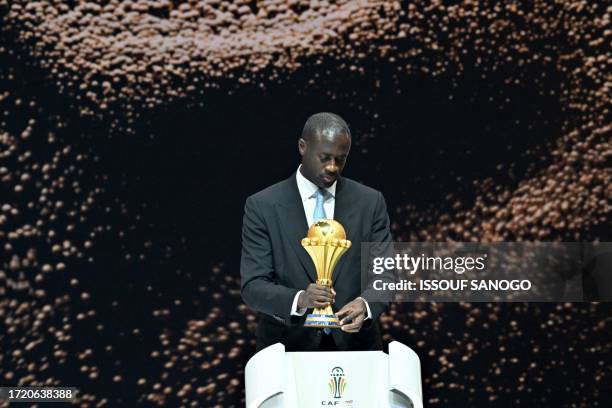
[301,219,352,328]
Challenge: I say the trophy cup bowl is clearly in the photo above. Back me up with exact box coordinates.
[301,219,352,328]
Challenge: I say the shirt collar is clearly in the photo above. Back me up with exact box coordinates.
[296,165,337,201]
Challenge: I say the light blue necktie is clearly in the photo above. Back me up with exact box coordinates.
[313,189,332,335]
[313,189,327,222]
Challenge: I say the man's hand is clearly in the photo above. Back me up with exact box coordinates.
[336,298,367,333]
[298,284,336,309]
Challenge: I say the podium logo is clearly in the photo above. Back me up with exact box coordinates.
[328,367,347,399]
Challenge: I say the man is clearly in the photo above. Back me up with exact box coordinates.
[240,112,392,352]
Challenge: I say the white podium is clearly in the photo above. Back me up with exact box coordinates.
[245,341,423,408]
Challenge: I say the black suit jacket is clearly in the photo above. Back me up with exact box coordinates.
[240,173,392,351]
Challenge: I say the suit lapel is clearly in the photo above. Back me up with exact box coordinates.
[331,177,359,285]
[276,175,317,282]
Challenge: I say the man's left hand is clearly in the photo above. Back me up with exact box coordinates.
[336,298,367,333]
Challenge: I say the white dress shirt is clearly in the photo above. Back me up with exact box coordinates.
[290,166,371,321]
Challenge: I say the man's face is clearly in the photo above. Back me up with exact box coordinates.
[298,130,351,189]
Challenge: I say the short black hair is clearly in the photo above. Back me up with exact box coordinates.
[301,112,351,141]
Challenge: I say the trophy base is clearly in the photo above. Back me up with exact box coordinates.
[304,313,340,328]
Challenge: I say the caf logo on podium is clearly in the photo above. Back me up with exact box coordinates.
[328,367,347,399]
[322,366,353,407]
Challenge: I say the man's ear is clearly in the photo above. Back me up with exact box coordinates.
[298,138,306,156]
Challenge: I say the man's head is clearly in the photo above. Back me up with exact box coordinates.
[298,112,351,189]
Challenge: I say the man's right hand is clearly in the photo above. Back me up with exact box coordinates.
[298,284,335,309]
